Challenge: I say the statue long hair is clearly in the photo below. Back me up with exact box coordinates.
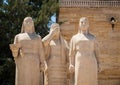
[21,17,35,33]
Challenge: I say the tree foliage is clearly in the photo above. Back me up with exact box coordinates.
[0,0,59,84]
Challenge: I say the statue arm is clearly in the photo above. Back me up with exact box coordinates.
[42,25,58,47]
[42,33,53,47]
[63,39,69,68]
[65,40,69,64]
[69,37,76,66]
[39,37,47,71]
[69,37,76,73]
[9,35,20,58]
[94,40,100,72]
[42,33,53,61]
[66,46,69,64]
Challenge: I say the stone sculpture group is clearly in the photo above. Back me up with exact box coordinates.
[10,17,99,85]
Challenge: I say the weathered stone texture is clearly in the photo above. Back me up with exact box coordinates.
[59,7,120,85]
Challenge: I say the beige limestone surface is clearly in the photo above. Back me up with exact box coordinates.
[69,17,98,85]
[42,23,69,85]
[59,7,120,85]
[10,17,46,85]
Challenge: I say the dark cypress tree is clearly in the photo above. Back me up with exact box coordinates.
[0,0,59,84]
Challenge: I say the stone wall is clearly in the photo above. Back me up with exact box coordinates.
[59,8,120,85]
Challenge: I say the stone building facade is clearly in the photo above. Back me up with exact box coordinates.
[58,0,120,85]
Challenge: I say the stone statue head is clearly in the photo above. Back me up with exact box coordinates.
[50,23,60,36]
[21,17,35,33]
[79,17,89,33]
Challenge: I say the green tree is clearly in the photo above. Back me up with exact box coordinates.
[0,0,59,84]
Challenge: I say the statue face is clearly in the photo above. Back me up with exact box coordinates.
[23,17,34,33]
[79,17,89,32]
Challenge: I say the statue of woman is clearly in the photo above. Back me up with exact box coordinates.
[69,17,98,85]
[42,23,69,85]
[10,17,47,85]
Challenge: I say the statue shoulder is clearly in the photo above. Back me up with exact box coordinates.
[14,33,22,44]
[36,34,41,38]
[14,33,22,39]
[15,33,27,37]
[36,35,42,42]
[71,34,79,41]
[88,33,96,40]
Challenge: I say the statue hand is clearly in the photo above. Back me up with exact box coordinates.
[10,43,21,58]
[40,64,45,72]
[98,66,103,73]
[69,64,75,73]
[41,61,48,72]
[49,26,58,37]
[44,63,48,74]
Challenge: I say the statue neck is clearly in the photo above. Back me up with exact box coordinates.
[78,30,89,35]
[81,30,89,35]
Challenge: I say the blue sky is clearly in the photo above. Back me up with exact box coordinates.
[3,0,8,4]
[47,13,56,29]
